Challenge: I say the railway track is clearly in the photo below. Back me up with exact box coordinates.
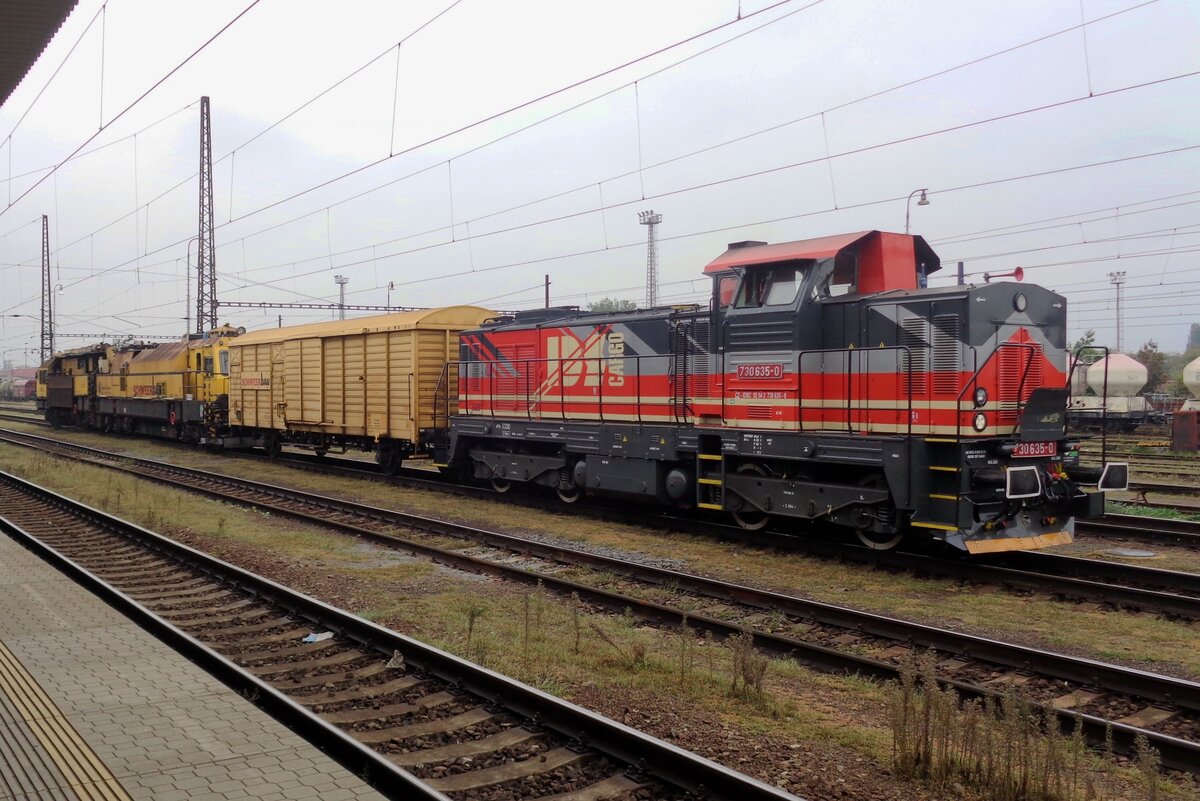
[2,428,1200,770]
[1077,514,1200,548]
[0,410,48,426]
[0,469,794,801]
[5,426,1200,619]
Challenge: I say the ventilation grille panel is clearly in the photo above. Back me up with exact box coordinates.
[900,316,929,397]
[931,314,962,395]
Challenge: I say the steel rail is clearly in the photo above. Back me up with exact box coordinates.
[1,430,1199,770]
[1077,514,1200,547]
[7,425,1200,617]
[0,470,799,801]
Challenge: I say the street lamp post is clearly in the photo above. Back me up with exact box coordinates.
[905,188,930,235]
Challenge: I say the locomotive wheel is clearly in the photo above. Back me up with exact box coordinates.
[556,485,582,503]
[313,447,328,457]
[854,475,903,550]
[730,463,770,531]
[490,478,513,494]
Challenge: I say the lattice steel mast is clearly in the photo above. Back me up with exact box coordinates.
[639,210,662,308]
[196,96,217,334]
[40,214,52,361]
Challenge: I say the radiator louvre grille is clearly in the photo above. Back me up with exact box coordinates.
[747,405,772,420]
[900,316,929,396]
[931,314,962,395]
[998,343,1043,422]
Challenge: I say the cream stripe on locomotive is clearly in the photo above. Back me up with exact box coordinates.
[460,393,1010,411]
[458,405,1013,435]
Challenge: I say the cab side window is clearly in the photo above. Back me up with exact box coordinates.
[716,275,738,309]
[219,350,230,375]
[814,254,858,299]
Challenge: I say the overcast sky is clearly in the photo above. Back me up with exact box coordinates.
[1,0,1197,366]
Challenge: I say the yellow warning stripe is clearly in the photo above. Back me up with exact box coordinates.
[929,493,958,501]
[0,639,133,801]
[697,478,723,486]
[697,502,724,510]
[911,520,959,532]
[697,454,723,461]
[964,531,1073,554]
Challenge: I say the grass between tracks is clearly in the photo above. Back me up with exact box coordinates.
[2,440,1198,799]
[3,421,1200,676]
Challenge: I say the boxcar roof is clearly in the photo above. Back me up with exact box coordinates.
[233,305,494,346]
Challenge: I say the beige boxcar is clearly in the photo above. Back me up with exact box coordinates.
[227,306,492,453]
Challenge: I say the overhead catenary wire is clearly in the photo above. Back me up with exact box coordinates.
[4,0,1195,340]
[4,0,811,305]
[7,0,1168,301]
[0,0,266,220]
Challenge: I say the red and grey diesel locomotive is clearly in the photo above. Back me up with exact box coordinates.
[35,230,1124,554]
[441,230,1125,553]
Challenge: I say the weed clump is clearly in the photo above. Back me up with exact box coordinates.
[887,654,1174,801]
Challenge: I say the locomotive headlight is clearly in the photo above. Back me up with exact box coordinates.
[972,411,988,432]
[973,387,988,407]
[1013,292,1028,312]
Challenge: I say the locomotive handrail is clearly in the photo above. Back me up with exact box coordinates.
[458,353,673,423]
[954,341,1037,439]
[1066,345,1111,463]
[794,345,913,437]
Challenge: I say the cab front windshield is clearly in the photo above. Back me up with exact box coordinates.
[723,263,809,309]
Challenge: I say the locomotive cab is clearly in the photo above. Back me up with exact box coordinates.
[701,232,1117,552]
[708,232,940,356]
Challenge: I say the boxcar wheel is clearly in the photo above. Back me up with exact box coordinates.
[490,478,512,493]
[263,434,282,459]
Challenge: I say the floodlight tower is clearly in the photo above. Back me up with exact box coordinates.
[335,275,349,320]
[639,210,662,308]
[1109,271,1127,352]
[196,96,217,335]
[40,214,53,361]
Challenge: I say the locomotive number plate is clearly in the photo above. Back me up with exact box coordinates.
[736,363,784,380]
[1012,441,1056,458]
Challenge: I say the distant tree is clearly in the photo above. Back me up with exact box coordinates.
[1068,330,1102,373]
[1188,323,1200,352]
[1069,329,1097,354]
[1135,340,1169,392]
[587,297,638,312]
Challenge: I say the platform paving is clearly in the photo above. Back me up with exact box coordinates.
[0,530,390,801]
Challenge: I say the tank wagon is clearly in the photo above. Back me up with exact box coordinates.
[437,231,1124,553]
[1067,353,1150,432]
